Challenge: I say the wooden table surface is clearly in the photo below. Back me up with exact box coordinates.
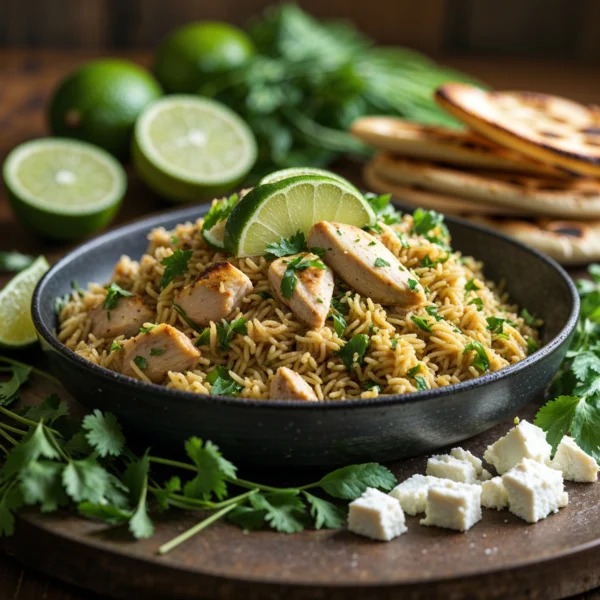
[1,49,600,599]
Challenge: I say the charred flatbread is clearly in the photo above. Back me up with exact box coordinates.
[435,83,600,177]
[372,153,600,219]
[363,161,529,217]
[351,116,563,177]
[469,217,600,265]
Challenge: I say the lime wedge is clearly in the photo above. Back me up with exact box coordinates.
[259,167,358,191]
[224,175,376,257]
[3,139,125,240]
[202,218,227,249]
[0,256,49,347]
[133,96,257,203]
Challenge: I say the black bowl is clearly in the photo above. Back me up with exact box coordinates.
[32,203,579,467]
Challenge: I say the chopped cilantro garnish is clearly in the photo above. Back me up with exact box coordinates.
[160,249,193,289]
[407,364,421,377]
[521,308,537,326]
[329,312,346,337]
[133,356,147,371]
[468,298,484,311]
[411,316,432,332]
[150,348,165,356]
[173,303,203,334]
[257,291,272,300]
[420,254,449,268]
[391,337,398,349]
[425,305,443,321]
[465,278,480,292]
[103,283,134,311]
[364,192,401,225]
[368,241,376,247]
[202,193,238,232]
[374,258,390,268]
[486,316,507,335]
[110,341,123,352]
[206,366,242,397]
[415,376,428,391]
[408,278,418,291]
[336,334,369,371]
[396,231,410,248]
[265,231,307,258]
[140,324,157,334]
[526,337,539,354]
[216,318,248,352]
[362,380,381,392]
[463,341,490,372]
[195,328,211,347]
[281,256,326,299]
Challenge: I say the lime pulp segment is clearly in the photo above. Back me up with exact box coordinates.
[3,139,125,215]
[0,256,49,347]
[225,175,376,257]
[135,95,256,185]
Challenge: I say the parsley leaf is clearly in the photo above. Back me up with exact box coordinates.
[173,303,203,334]
[103,283,134,311]
[336,334,369,371]
[463,341,490,372]
[62,456,111,504]
[411,209,449,247]
[228,504,267,531]
[265,231,307,258]
[22,393,69,424]
[0,251,35,273]
[486,316,507,335]
[570,396,600,462]
[420,254,449,268]
[411,315,432,332]
[216,317,248,352]
[160,249,193,289]
[82,410,125,457]
[281,255,325,299]
[302,491,345,529]
[362,380,381,392]
[19,460,67,512]
[534,395,580,451]
[468,298,484,311]
[572,352,600,381]
[249,492,305,534]
[206,366,243,397]
[202,193,238,232]
[364,192,401,225]
[3,422,60,478]
[317,463,396,500]
[374,257,390,268]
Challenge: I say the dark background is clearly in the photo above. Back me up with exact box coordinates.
[1,0,599,60]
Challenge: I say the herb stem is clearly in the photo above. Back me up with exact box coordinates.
[158,503,238,555]
[0,406,62,437]
[0,422,27,436]
[0,427,18,447]
[148,456,197,473]
[45,427,70,462]
[0,357,61,386]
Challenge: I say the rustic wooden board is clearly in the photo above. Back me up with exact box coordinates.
[3,377,600,600]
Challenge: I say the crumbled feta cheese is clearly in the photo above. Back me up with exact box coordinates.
[450,447,483,476]
[502,458,568,523]
[426,454,478,483]
[551,435,598,482]
[480,469,493,482]
[348,487,407,541]
[389,474,439,515]
[483,420,551,474]
[480,477,509,510]
[420,481,482,532]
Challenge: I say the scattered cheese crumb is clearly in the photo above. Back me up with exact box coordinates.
[426,454,478,483]
[420,481,482,532]
[483,420,551,474]
[479,469,493,482]
[480,477,509,510]
[388,474,439,515]
[348,488,407,541]
[551,435,598,482]
[502,458,568,523]
[514,416,520,425]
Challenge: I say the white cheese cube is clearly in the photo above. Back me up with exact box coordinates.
[426,454,478,483]
[450,447,483,476]
[388,474,439,515]
[551,435,598,482]
[483,420,551,474]
[480,469,493,482]
[420,481,482,532]
[480,477,509,510]
[348,488,407,541]
[502,458,568,523]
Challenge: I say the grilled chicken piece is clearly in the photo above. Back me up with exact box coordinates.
[176,262,253,326]
[89,295,154,340]
[268,252,334,329]
[308,222,426,307]
[120,323,200,383]
[270,367,318,401]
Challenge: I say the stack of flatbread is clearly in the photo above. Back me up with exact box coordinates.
[353,83,600,265]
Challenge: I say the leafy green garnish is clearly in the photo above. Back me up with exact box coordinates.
[329,312,346,337]
[265,231,307,258]
[0,251,35,273]
[173,303,203,334]
[281,255,326,299]
[110,341,123,352]
[133,356,147,371]
[364,192,401,225]
[420,254,449,268]
[160,249,193,289]
[374,257,390,268]
[407,365,421,377]
[0,361,31,406]
[82,410,125,457]
[425,305,443,322]
[462,341,490,372]
[215,318,248,352]
[202,193,238,232]
[103,283,134,311]
[206,366,243,397]
[140,324,157,334]
[407,278,418,291]
[521,308,537,326]
[415,376,428,391]
[411,315,432,333]
[468,298,484,311]
[195,328,211,347]
[396,232,410,248]
[411,208,450,248]
[362,380,381,392]
[526,337,539,354]
[150,348,165,356]
[486,316,507,335]
[336,334,369,371]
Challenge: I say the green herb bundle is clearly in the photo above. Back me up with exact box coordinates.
[0,357,396,554]
[200,4,480,177]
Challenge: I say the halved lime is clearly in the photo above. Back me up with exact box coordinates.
[0,256,49,347]
[3,139,125,240]
[224,175,376,257]
[259,167,358,192]
[133,96,257,203]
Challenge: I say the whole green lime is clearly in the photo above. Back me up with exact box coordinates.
[154,22,255,93]
[48,59,163,160]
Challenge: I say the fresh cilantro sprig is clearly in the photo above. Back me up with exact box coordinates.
[202,193,239,233]
[0,362,397,553]
[463,340,490,372]
[364,193,401,225]
[216,318,248,352]
[160,249,193,289]
[265,231,307,258]
[281,255,326,299]
[411,208,450,249]
[206,366,243,397]
[103,283,134,311]
[336,334,369,371]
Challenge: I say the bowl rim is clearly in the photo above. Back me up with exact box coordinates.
[32,200,580,411]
